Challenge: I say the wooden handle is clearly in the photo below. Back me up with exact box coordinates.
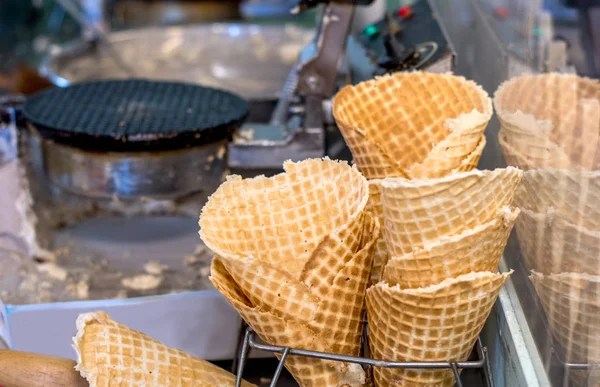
[0,350,88,387]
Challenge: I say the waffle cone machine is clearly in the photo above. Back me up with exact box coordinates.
[0,0,556,386]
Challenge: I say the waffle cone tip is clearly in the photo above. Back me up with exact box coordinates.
[73,311,108,385]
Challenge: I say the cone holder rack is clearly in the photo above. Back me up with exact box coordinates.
[561,356,600,383]
[233,324,494,387]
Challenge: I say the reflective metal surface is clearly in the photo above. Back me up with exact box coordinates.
[40,24,314,101]
[36,132,227,199]
[0,95,24,165]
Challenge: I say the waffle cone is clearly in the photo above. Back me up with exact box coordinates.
[530,272,600,385]
[367,271,511,387]
[211,213,378,387]
[72,311,255,387]
[367,181,389,285]
[495,73,600,170]
[451,135,486,173]
[382,207,519,289]
[380,168,523,256]
[498,129,571,170]
[515,168,600,231]
[333,72,492,180]
[200,158,378,387]
[515,208,600,274]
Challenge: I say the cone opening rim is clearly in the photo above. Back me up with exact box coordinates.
[519,206,600,236]
[494,72,600,135]
[198,157,370,263]
[333,71,493,130]
[385,206,519,264]
[522,167,600,178]
[379,166,521,189]
[530,270,600,283]
[371,270,513,295]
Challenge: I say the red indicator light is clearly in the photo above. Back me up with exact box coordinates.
[495,6,509,18]
[397,6,413,19]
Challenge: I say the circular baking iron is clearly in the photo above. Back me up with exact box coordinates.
[22,79,249,152]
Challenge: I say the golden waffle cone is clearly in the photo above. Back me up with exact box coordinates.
[498,129,571,170]
[72,311,255,387]
[382,207,519,289]
[515,168,600,231]
[333,72,492,180]
[365,137,487,286]
[200,158,369,277]
[409,133,486,179]
[210,213,379,387]
[200,158,377,387]
[530,272,600,386]
[495,73,600,170]
[380,168,523,256]
[515,208,600,274]
[367,271,512,387]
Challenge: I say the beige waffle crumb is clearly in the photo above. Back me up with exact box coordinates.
[37,262,68,281]
[121,274,162,291]
[19,273,38,293]
[67,280,90,300]
[114,290,128,299]
[185,245,208,266]
[40,281,52,289]
[217,145,226,159]
[184,255,200,265]
[194,245,207,256]
[235,128,255,142]
[39,289,52,302]
[144,261,167,275]
[34,248,57,263]
[199,266,211,277]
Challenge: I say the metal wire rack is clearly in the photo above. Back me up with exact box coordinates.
[559,350,600,384]
[234,326,494,387]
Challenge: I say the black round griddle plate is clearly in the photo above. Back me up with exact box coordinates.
[22,79,248,152]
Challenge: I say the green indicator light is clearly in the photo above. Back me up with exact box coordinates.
[364,24,379,39]
[533,27,542,36]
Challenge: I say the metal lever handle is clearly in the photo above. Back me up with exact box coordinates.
[294,0,374,12]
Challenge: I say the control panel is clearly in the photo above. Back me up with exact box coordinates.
[353,0,455,77]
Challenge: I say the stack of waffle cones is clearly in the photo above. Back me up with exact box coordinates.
[496,73,600,386]
[73,311,255,386]
[529,272,600,386]
[333,72,493,284]
[199,158,380,387]
[495,73,600,171]
[331,72,517,386]
[365,169,520,386]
